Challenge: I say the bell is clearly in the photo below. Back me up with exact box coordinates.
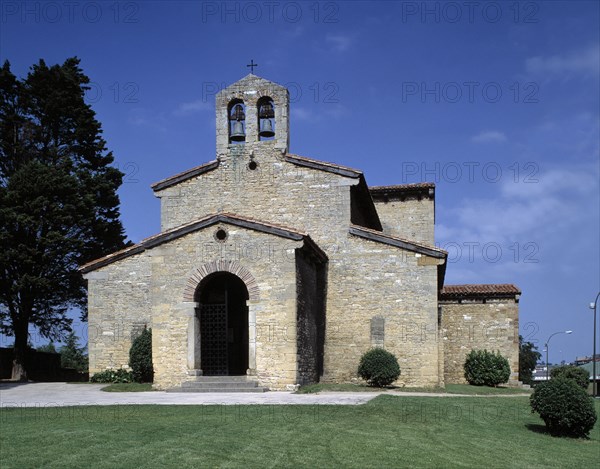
[259,118,275,138]
[230,121,245,141]
[259,102,274,119]
[231,104,245,121]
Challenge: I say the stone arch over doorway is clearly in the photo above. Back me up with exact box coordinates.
[183,260,259,302]
[182,261,259,377]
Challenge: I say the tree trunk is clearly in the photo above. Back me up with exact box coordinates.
[11,320,28,381]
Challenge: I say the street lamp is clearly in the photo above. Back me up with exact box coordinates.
[590,292,600,397]
[545,330,573,381]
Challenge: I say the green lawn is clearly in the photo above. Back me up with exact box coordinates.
[296,382,389,393]
[445,384,532,395]
[1,396,597,468]
[101,383,155,392]
[297,383,530,395]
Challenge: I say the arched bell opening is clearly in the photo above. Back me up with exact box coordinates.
[228,99,246,144]
[194,272,249,376]
[257,97,275,141]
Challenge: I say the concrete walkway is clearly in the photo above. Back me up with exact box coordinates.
[0,382,531,407]
[0,382,379,407]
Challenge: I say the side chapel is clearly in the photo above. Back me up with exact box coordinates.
[81,74,520,391]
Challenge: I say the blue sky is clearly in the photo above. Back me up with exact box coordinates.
[1,1,599,364]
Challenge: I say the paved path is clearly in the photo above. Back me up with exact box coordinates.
[0,383,379,407]
[0,383,531,407]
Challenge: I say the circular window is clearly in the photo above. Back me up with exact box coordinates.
[248,161,258,171]
[215,228,228,242]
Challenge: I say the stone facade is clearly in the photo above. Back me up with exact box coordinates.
[81,74,520,390]
[370,184,435,245]
[440,285,520,383]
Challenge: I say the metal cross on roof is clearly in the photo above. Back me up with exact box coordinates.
[247,60,258,73]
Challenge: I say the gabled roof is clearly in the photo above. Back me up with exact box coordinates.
[370,183,435,201]
[149,152,381,230]
[80,213,327,273]
[284,154,363,178]
[371,182,435,191]
[217,74,287,94]
[349,225,447,259]
[151,160,219,192]
[151,154,364,192]
[440,284,521,300]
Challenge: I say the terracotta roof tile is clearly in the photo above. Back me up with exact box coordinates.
[285,154,363,177]
[151,160,219,191]
[370,182,435,191]
[80,213,322,273]
[349,224,447,258]
[440,284,521,298]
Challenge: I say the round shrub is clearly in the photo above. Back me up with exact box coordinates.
[129,327,154,383]
[90,369,133,383]
[550,365,589,389]
[530,377,597,438]
[358,348,400,387]
[464,349,511,386]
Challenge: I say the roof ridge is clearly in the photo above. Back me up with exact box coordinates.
[80,213,313,273]
[285,153,363,177]
[151,160,219,191]
[370,182,435,190]
[350,224,447,255]
[440,284,521,295]
[217,212,308,237]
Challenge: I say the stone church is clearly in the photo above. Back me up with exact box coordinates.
[81,74,520,391]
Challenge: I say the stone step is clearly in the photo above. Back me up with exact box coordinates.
[181,381,259,389]
[167,386,268,393]
[167,376,268,393]
[186,375,252,383]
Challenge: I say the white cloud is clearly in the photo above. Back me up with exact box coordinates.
[323,103,349,119]
[438,165,599,249]
[471,130,507,144]
[325,34,353,52]
[437,163,599,283]
[175,99,212,115]
[292,104,348,122]
[127,108,167,132]
[292,107,311,121]
[526,45,599,78]
[284,25,304,38]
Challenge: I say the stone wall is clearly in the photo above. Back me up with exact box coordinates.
[156,145,354,244]
[440,299,519,384]
[84,253,151,375]
[322,235,444,388]
[373,198,434,244]
[86,222,313,390]
[150,227,303,390]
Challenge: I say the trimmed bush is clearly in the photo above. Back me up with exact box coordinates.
[550,365,589,389]
[358,348,400,387]
[90,369,133,383]
[129,328,154,383]
[464,349,511,387]
[530,377,597,438]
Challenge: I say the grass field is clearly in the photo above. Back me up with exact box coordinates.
[2,395,597,468]
[100,383,155,392]
[296,382,531,395]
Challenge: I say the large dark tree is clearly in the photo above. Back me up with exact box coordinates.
[0,58,127,380]
[519,335,541,385]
